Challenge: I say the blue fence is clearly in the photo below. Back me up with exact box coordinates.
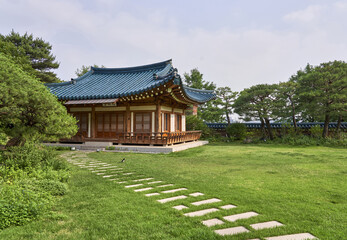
[206,122,347,130]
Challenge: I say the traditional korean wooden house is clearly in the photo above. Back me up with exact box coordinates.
[46,60,215,145]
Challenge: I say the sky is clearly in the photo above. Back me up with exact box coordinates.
[0,0,347,91]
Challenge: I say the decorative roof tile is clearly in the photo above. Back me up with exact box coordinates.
[46,59,215,104]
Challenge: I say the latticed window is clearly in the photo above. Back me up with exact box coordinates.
[135,113,151,132]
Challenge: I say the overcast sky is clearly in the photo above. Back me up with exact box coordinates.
[1,0,346,91]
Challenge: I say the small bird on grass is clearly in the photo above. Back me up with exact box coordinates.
[120,158,126,163]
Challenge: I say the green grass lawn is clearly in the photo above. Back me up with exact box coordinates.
[0,143,346,239]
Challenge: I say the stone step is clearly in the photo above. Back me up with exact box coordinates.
[264,233,317,240]
[133,178,154,182]
[223,211,259,222]
[214,226,249,236]
[145,193,160,197]
[172,205,188,210]
[123,173,134,175]
[183,208,219,217]
[125,184,143,188]
[220,204,237,210]
[191,198,221,206]
[161,188,187,194]
[202,218,224,227]
[147,181,163,184]
[250,221,283,230]
[189,192,204,197]
[157,184,174,188]
[157,195,187,203]
[134,187,153,192]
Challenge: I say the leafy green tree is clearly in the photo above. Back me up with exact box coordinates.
[183,69,222,122]
[184,68,216,90]
[75,64,106,77]
[0,53,77,146]
[233,84,277,140]
[274,80,300,130]
[0,30,60,83]
[297,61,347,138]
[216,87,237,125]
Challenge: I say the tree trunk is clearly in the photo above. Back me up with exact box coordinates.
[264,118,274,140]
[260,117,266,138]
[291,101,297,131]
[225,108,231,125]
[322,114,330,138]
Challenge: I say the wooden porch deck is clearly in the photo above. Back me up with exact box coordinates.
[63,131,202,145]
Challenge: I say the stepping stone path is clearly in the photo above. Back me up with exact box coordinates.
[62,151,318,240]
[161,188,187,194]
[202,218,224,227]
[223,211,259,222]
[220,204,236,209]
[189,192,204,197]
[157,195,187,203]
[157,184,174,188]
[191,198,221,206]
[184,208,219,217]
[172,205,188,210]
[145,193,160,197]
[134,187,153,192]
[265,233,317,240]
[214,226,250,236]
[125,184,143,188]
[250,221,283,230]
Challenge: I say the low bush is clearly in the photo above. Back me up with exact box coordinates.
[0,143,70,229]
[186,115,213,139]
[226,123,247,140]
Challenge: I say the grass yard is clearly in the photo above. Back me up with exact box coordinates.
[0,143,346,239]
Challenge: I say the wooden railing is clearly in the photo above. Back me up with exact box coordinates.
[64,131,202,145]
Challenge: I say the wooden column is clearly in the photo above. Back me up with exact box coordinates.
[126,104,131,133]
[156,101,161,133]
[92,106,96,138]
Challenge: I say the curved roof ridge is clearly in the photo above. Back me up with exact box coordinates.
[182,84,215,93]
[91,59,172,74]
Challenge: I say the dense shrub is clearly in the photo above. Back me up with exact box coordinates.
[0,143,70,229]
[226,123,247,140]
[185,115,213,138]
[309,125,323,138]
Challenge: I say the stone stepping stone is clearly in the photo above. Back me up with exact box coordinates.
[214,226,249,236]
[191,198,221,206]
[202,218,224,227]
[125,184,143,188]
[223,211,259,222]
[109,178,119,181]
[123,173,134,175]
[183,208,219,217]
[148,181,163,184]
[98,166,117,169]
[117,181,127,184]
[157,184,174,188]
[250,221,283,230]
[220,204,237,210]
[145,193,160,197]
[102,175,115,178]
[161,188,187,194]
[157,195,187,203]
[134,187,153,192]
[96,172,106,175]
[172,205,188,210]
[92,170,106,172]
[189,192,204,197]
[133,178,154,182]
[264,233,317,240]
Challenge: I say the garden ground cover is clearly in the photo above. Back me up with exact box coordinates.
[0,143,346,239]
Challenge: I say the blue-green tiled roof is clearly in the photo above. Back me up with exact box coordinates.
[46,59,215,103]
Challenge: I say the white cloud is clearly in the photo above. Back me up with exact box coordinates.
[283,5,323,23]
